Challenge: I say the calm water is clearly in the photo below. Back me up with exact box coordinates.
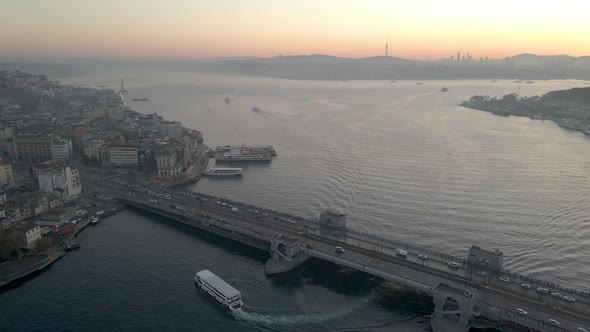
[3,70,589,331]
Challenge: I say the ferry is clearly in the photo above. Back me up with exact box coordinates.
[195,270,243,311]
[214,144,276,161]
[203,168,243,176]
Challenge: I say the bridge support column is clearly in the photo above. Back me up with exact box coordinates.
[431,283,478,332]
[264,234,309,275]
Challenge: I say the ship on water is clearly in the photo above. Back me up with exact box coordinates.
[133,96,149,101]
[203,168,242,176]
[195,270,242,311]
[213,144,276,162]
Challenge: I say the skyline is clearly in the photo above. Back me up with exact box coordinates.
[2,0,590,60]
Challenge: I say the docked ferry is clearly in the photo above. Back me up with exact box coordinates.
[213,144,276,162]
[203,168,242,176]
[195,270,243,311]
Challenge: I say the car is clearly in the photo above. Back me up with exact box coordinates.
[332,231,341,236]
[577,327,588,332]
[418,254,428,260]
[564,295,576,302]
[499,277,510,283]
[548,319,560,326]
[477,271,487,276]
[335,246,345,253]
[550,292,563,298]
[536,287,549,293]
[448,262,459,268]
[516,308,527,315]
[520,283,531,289]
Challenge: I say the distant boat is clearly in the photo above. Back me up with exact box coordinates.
[441,87,448,92]
[133,97,148,101]
[525,81,535,84]
[416,82,423,85]
[207,109,213,112]
[514,80,523,83]
[491,80,498,82]
[225,97,230,104]
[251,107,260,112]
[389,80,397,83]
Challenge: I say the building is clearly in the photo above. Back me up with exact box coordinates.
[36,163,82,201]
[319,210,347,230]
[15,136,52,164]
[51,138,73,161]
[16,223,41,250]
[155,147,181,177]
[0,161,15,188]
[0,217,11,230]
[109,145,138,167]
[467,245,504,271]
[15,136,73,164]
[159,121,183,139]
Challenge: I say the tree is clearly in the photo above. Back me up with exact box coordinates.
[0,230,22,261]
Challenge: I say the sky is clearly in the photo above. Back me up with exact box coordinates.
[1,0,590,60]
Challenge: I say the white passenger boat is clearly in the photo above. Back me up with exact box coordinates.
[195,270,243,311]
[203,168,243,176]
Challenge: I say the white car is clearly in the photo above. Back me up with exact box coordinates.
[516,308,527,315]
[477,271,487,276]
[520,283,531,289]
[499,277,510,283]
[418,254,428,260]
[335,246,345,253]
[551,292,563,298]
[548,319,560,326]
[577,327,588,332]
[564,295,576,302]
[536,287,549,293]
[448,262,459,268]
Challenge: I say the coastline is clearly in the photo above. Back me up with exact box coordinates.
[0,202,127,292]
[459,101,590,135]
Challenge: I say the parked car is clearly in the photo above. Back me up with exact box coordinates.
[335,246,345,253]
[499,277,510,283]
[516,308,527,315]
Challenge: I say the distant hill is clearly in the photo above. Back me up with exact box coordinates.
[180,53,590,80]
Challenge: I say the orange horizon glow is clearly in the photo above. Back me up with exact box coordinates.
[2,0,590,61]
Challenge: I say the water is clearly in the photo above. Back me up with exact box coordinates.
[3,69,589,331]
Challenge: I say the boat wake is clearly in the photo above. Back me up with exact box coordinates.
[231,299,369,326]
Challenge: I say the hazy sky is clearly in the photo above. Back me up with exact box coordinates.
[2,0,590,60]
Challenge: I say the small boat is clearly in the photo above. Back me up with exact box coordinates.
[416,82,423,85]
[440,87,448,92]
[525,81,535,84]
[224,97,230,104]
[133,97,149,101]
[195,270,243,311]
[251,107,260,112]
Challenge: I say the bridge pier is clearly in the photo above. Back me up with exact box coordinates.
[265,234,310,275]
[431,283,478,332]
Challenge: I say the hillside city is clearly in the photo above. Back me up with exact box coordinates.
[0,70,207,275]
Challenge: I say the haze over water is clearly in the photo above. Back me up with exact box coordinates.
[4,70,585,331]
[65,70,590,289]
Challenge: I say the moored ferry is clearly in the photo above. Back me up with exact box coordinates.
[203,168,242,176]
[195,270,243,311]
[213,144,276,161]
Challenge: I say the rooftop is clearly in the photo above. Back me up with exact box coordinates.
[196,270,240,298]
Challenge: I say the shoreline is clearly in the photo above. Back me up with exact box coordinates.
[459,101,590,135]
[0,202,127,292]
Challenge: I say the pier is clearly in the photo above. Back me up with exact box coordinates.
[106,180,589,332]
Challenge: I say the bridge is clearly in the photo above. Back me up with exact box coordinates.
[96,177,590,332]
